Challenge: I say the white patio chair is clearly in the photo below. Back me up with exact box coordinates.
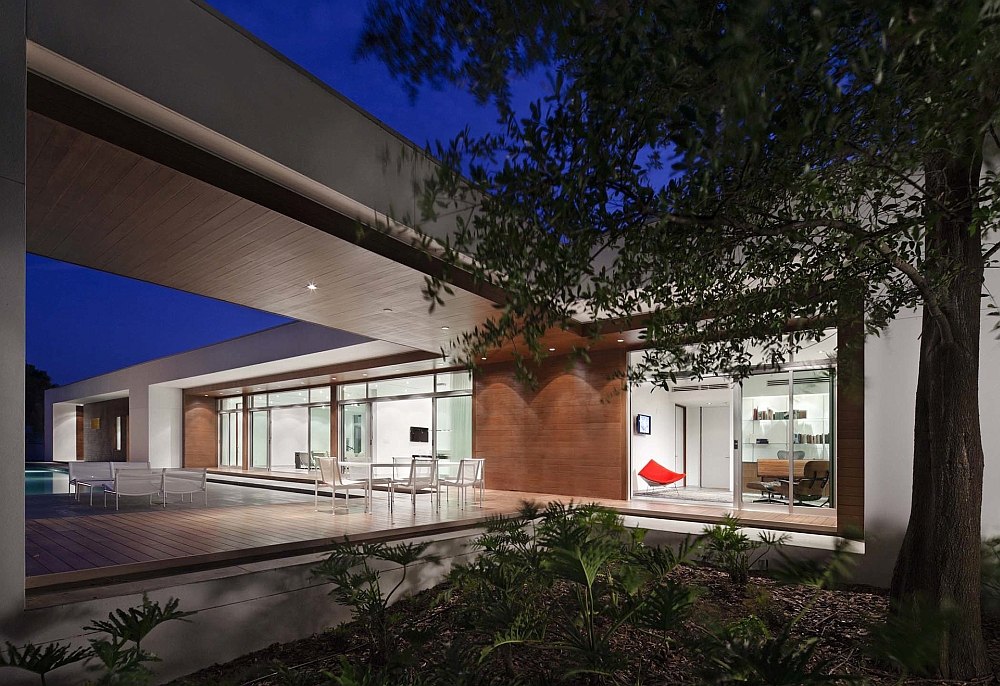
[103,469,164,510]
[388,457,439,514]
[163,468,208,505]
[315,457,369,514]
[439,458,485,508]
[68,461,114,502]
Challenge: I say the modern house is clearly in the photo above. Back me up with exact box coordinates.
[3,0,999,681]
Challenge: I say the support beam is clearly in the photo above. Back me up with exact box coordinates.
[0,0,26,624]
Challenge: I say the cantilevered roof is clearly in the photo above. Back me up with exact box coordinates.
[24,0,500,354]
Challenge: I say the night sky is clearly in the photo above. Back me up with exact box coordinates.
[28,0,543,385]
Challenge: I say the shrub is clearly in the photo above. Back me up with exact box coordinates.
[701,516,787,589]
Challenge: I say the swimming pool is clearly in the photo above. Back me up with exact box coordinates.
[25,466,69,495]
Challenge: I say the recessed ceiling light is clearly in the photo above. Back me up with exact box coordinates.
[441,326,450,331]
[362,373,368,377]
[306,283,318,291]
[617,339,624,343]
[481,356,487,360]
[382,308,393,313]
[331,377,336,380]
[548,347,556,352]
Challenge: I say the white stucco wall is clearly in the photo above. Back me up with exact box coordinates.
[859,268,1000,584]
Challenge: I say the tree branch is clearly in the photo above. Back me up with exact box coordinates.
[872,242,956,346]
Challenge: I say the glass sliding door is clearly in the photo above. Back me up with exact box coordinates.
[218,411,242,467]
[270,406,308,471]
[739,371,792,509]
[250,410,269,469]
[341,403,370,460]
[435,395,472,461]
[310,406,331,456]
[790,369,835,507]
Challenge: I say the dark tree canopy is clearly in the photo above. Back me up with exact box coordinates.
[361,1,1000,678]
[362,0,999,379]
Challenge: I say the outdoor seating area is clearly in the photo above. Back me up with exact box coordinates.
[67,462,208,510]
[315,457,486,516]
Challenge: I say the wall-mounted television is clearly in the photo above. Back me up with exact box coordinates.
[410,426,429,442]
[635,414,651,435]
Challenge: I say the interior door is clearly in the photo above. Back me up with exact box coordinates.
[673,405,686,483]
[341,403,370,460]
[700,406,732,489]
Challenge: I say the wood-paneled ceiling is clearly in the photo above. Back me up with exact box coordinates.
[25,110,500,353]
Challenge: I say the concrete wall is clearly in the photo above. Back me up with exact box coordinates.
[3,531,479,685]
[0,0,26,626]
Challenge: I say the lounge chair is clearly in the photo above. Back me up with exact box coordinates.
[103,469,164,510]
[637,460,686,491]
[68,461,113,501]
[162,468,208,505]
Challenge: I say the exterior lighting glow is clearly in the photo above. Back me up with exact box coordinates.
[306,283,318,291]
[441,326,450,330]
[548,347,556,352]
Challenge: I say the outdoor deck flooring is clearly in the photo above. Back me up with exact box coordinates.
[25,482,836,592]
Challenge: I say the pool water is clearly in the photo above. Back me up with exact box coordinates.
[25,467,69,495]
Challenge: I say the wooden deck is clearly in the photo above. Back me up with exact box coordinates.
[25,487,836,593]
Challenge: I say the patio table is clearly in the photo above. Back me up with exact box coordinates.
[340,461,444,510]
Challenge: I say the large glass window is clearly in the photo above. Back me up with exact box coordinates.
[337,370,473,463]
[310,406,331,455]
[436,395,473,459]
[370,375,434,398]
[341,403,369,459]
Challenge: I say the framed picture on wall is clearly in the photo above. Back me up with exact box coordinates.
[635,414,651,435]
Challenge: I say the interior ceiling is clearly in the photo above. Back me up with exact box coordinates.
[24,110,501,354]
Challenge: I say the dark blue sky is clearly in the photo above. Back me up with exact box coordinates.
[29,1,543,385]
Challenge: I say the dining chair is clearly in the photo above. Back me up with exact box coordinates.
[439,458,485,508]
[388,457,438,514]
[315,456,369,514]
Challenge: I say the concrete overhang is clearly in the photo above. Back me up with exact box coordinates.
[24,0,500,354]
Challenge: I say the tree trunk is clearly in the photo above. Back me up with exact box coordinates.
[889,149,989,678]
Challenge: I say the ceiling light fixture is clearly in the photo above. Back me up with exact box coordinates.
[548,347,556,352]
[617,339,624,343]
[306,283,318,291]
[481,356,487,361]
[441,326,450,331]
[382,308,393,313]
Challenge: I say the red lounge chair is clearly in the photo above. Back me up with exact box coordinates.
[638,460,685,490]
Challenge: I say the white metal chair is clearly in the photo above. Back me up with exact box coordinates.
[103,469,164,510]
[68,461,113,501]
[388,457,439,514]
[315,457,369,513]
[162,468,208,505]
[439,458,485,508]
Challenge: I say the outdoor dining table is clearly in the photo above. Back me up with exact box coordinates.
[339,460,452,509]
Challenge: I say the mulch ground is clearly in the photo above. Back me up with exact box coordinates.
[169,566,1000,685]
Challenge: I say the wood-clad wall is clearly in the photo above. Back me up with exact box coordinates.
[82,398,129,461]
[836,319,865,535]
[75,407,84,459]
[474,349,629,499]
[184,395,218,468]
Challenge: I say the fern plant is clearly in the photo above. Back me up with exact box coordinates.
[701,516,788,589]
[0,641,90,686]
[313,539,439,667]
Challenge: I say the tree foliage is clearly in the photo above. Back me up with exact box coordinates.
[361,0,1000,381]
[362,1,1000,677]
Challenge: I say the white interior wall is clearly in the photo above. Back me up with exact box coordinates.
[629,383,676,493]
[375,398,433,461]
[50,403,77,461]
